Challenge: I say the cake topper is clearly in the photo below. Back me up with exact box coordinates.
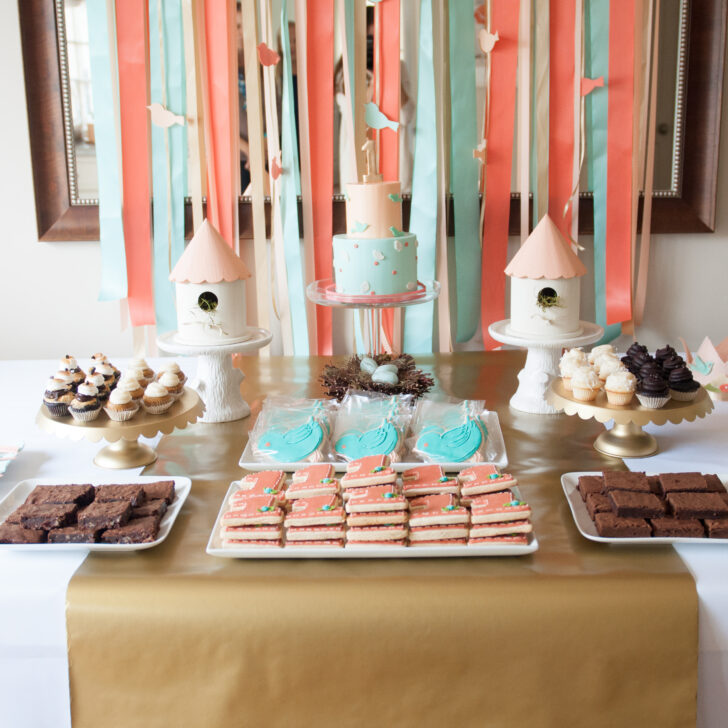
[362,139,382,183]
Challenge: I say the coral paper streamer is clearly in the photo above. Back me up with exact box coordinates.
[531,0,549,226]
[305,0,334,356]
[87,0,128,302]
[480,1,520,350]
[116,0,154,326]
[517,0,531,243]
[605,0,635,324]
[548,0,575,239]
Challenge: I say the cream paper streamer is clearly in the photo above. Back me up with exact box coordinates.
[517,0,531,242]
[533,0,549,223]
[570,0,583,243]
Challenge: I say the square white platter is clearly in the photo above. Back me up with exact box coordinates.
[0,476,191,552]
[206,480,538,559]
[561,471,728,545]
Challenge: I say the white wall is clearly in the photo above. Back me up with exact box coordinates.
[1,1,726,360]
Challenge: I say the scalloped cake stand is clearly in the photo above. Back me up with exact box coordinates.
[546,380,714,458]
[488,320,604,414]
[36,388,204,469]
[157,328,272,423]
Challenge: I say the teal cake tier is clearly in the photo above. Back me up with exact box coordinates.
[333,233,418,295]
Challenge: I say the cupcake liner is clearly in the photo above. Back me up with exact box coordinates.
[605,389,634,406]
[44,401,69,418]
[561,376,573,392]
[636,393,670,409]
[669,388,699,402]
[104,404,140,422]
[69,406,102,423]
[572,386,600,402]
[167,387,184,401]
[142,400,174,415]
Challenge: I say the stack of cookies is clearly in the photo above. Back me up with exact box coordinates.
[0,480,175,544]
[578,471,728,538]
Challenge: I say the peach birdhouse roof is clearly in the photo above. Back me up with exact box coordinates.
[504,214,587,280]
[169,219,251,283]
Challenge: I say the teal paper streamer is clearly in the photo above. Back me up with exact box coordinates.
[280,4,309,354]
[87,0,128,301]
[403,0,437,353]
[585,0,621,343]
[149,0,187,334]
[448,0,481,343]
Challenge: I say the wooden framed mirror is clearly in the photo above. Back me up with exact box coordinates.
[19,0,726,242]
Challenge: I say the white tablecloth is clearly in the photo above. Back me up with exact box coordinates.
[1,360,726,726]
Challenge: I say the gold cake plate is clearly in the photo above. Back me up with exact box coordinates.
[546,380,714,458]
[36,388,205,469]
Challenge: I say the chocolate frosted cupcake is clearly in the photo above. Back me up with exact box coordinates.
[639,361,664,380]
[661,353,686,375]
[668,366,701,401]
[655,345,677,363]
[69,383,102,422]
[85,372,110,403]
[636,373,670,409]
[43,378,74,417]
[60,355,85,391]
[621,356,641,377]
[626,342,648,359]
[631,351,654,369]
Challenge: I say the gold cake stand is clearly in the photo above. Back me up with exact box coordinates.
[546,380,714,458]
[36,388,204,469]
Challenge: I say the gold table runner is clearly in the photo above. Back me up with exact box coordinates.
[67,353,697,727]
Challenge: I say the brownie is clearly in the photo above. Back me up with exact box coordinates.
[142,480,175,505]
[703,519,728,538]
[101,515,160,544]
[666,492,728,520]
[26,484,94,507]
[658,472,709,496]
[19,503,77,530]
[704,474,727,494]
[577,476,604,500]
[132,499,167,521]
[78,500,132,530]
[608,490,665,519]
[0,523,46,544]
[95,484,146,507]
[650,517,704,538]
[594,512,651,538]
[585,493,611,520]
[602,471,651,493]
[48,526,100,544]
[647,476,662,495]
[4,506,27,525]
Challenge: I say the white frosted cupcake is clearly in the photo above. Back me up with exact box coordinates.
[69,382,102,422]
[605,371,637,406]
[571,366,602,402]
[158,371,183,399]
[156,361,187,386]
[116,376,144,402]
[588,344,616,365]
[142,382,173,414]
[130,357,154,382]
[60,355,86,390]
[597,356,626,383]
[104,388,139,422]
[127,366,151,388]
[559,358,584,391]
[91,362,117,390]
[85,372,110,403]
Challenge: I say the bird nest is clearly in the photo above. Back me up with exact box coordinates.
[319,354,435,402]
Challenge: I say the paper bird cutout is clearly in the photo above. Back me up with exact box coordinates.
[147,103,184,128]
[691,355,714,377]
[479,29,499,54]
[351,221,369,233]
[580,76,605,96]
[389,226,406,237]
[257,42,280,67]
[364,102,399,132]
[473,139,487,163]
[388,193,402,203]
[271,154,282,180]
[682,335,728,386]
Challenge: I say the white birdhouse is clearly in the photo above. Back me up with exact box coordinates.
[169,219,251,345]
[504,215,587,339]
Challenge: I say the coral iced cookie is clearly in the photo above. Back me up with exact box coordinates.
[345,485,408,526]
[401,464,459,497]
[287,464,339,499]
[221,525,283,541]
[222,495,283,526]
[232,471,286,502]
[469,520,533,538]
[408,494,469,527]
[470,492,531,524]
[468,535,530,546]
[346,524,408,543]
[285,524,346,542]
[341,455,396,489]
[458,464,517,498]
[409,524,469,543]
[283,495,345,527]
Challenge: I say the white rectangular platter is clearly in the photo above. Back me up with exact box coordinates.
[0,476,191,552]
[206,480,538,559]
[239,444,509,474]
[562,471,728,545]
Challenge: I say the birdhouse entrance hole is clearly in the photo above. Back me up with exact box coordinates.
[536,286,560,310]
[198,291,218,312]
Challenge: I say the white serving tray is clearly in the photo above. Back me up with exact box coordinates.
[206,480,538,559]
[561,471,728,545]
[0,476,191,551]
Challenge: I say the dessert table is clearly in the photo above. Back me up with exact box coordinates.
[2,353,727,726]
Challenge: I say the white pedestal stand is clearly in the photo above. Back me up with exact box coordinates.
[157,328,272,423]
[488,320,604,414]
